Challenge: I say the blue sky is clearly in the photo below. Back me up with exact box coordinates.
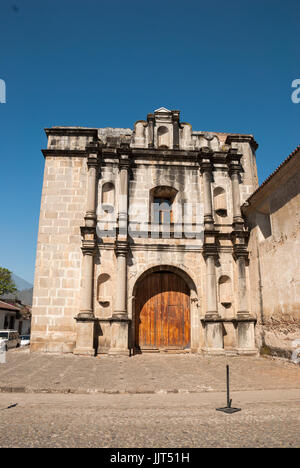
[0,0,299,283]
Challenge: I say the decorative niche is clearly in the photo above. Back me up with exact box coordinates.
[157,126,170,148]
[213,187,227,218]
[101,182,115,214]
[218,275,233,308]
[97,273,111,307]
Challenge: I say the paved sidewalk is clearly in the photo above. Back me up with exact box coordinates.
[1,347,300,394]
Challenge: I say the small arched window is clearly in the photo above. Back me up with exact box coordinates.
[150,186,178,224]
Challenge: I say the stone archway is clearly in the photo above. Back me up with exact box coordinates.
[133,266,195,353]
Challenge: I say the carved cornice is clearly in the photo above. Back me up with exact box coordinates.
[45,128,98,138]
[225,134,259,151]
[171,110,180,122]
[80,225,97,254]
[87,154,99,169]
[233,245,249,261]
[83,212,97,228]
[147,113,155,122]
[86,140,99,152]
[114,240,129,256]
[202,245,219,259]
[117,144,132,169]
[42,149,86,158]
[200,160,214,174]
[81,244,97,255]
[118,156,131,170]
[227,149,243,174]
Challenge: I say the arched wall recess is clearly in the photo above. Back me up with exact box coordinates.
[213,187,227,217]
[101,182,115,213]
[97,273,111,307]
[157,126,170,148]
[218,275,232,307]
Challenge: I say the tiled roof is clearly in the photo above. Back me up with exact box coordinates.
[245,144,300,204]
[0,300,20,312]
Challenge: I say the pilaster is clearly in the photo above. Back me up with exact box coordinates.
[227,149,244,231]
[74,141,100,356]
[108,146,131,355]
[200,148,215,231]
[201,230,224,354]
[172,110,180,149]
[147,113,155,148]
[232,233,257,354]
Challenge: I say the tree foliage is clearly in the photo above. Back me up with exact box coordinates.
[0,268,17,296]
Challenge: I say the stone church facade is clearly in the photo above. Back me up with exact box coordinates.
[31,107,260,356]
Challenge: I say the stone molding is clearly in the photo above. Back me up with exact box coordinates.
[201,317,256,323]
[114,240,129,256]
[75,315,98,322]
[225,134,259,151]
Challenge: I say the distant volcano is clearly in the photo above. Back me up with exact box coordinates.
[1,273,33,306]
[11,273,33,291]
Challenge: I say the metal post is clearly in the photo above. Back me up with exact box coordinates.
[216,365,241,414]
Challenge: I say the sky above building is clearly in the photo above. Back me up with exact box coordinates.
[0,0,299,283]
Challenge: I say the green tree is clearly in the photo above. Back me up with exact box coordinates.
[0,268,17,296]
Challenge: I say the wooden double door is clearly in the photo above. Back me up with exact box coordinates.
[135,271,190,351]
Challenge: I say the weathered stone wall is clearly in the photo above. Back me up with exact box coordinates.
[247,152,300,357]
[31,156,87,352]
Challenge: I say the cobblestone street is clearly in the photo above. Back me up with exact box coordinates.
[1,391,300,448]
[1,350,300,447]
[1,348,300,394]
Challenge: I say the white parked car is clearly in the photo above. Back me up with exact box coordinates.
[20,335,30,347]
[0,330,21,350]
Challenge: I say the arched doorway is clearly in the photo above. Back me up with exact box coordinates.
[135,270,191,352]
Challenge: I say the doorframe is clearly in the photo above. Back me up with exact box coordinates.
[130,264,199,353]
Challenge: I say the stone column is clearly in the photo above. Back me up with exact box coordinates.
[200,156,214,230]
[172,110,180,149]
[233,245,257,354]
[202,250,224,354]
[236,254,248,317]
[80,249,94,318]
[118,155,130,237]
[109,150,131,355]
[205,254,218,317]
[204,253,224,353]
[228,152,244,230]
[74,143,99,356]
[200,152,223,353]
[147,113,154,148]
[113,241,128,317]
